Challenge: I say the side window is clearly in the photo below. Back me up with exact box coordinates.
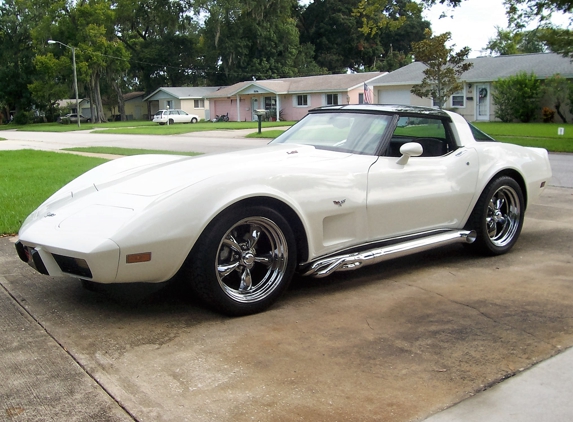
[386,116,454,157]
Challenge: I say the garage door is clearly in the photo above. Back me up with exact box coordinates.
[379,89,411,105]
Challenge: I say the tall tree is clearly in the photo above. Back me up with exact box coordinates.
[0,0,38,122]
[114,0,202,94]
[35,0,131,123]
[299,0,428,73]
[354,0,464,36]
[28,53,71,121]
[201,0,320,85]
[505,0,573,58]
[486,27,549,55]
[410,29,473,109]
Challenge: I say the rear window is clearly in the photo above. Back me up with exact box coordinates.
[469,123,496,142]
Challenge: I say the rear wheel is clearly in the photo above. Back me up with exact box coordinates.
[168,118,174,125]
[465,176,524,255]
[184,206,296,316]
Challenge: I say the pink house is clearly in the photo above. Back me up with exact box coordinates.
[205,72,385,122]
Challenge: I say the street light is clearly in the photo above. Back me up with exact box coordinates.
[48,39,80,128]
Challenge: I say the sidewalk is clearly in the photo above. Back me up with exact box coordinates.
[424,347,573,421]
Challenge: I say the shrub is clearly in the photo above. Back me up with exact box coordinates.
[493,72,541,122]
[541,107,555,123]
[13,111,32,125]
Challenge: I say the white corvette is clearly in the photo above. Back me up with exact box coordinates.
[16,105,552,315]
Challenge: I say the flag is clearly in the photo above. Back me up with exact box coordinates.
[364,83,373,104]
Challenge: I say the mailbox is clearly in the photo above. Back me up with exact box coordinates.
[254,109,266,134]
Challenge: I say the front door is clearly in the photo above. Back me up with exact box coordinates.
[251,98,259,121]
[366,148,479,240]
[476,84,490,121]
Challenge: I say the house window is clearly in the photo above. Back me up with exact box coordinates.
[326,94,339,105]
[297,95,308,106]
[451,90,465,108]
[166,100,173,109]
[359,93,365,104]
[194,99,205,109]
[264,97,276,110]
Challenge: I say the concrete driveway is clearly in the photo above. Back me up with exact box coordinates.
[1,131,572,421]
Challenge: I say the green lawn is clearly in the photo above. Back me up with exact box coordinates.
[473,122,573,152]
[0,120,295,135]
[0,150,107,235]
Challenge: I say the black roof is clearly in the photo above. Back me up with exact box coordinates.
[310,104,450,118]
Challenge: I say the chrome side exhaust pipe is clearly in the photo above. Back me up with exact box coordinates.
[303,230,476,278]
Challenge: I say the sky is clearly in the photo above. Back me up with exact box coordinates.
[423,0,571,58]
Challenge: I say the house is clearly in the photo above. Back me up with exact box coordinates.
[205,72,385,122]
[144,87,222,121]
[123,91,146,120]
[56,98,91,116]
[370,53,573,122]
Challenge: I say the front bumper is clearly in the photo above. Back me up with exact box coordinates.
[15,239,120,282]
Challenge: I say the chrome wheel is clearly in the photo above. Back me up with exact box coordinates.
[216,217,289,303]
[486,185,521,247]
[186,206,296,315]
[465,176,524,256]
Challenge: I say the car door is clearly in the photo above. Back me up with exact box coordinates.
[175,110,188,123]
[366,116,479,240]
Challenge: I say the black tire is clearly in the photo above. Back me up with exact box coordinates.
[184,206,297,316]
[191,117,198,123]
[168,118,174,125]
[465,176,524,256]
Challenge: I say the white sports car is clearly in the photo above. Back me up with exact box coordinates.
[16,105,552,315]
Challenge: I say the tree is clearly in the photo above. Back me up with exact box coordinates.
[201,0,319,85]
[299,0,427,73]
[114,0,203,94]
[492,72,541,122]
[28,53,71,121]
[410,29,472,109]
[505,0,573,58]
[353,0,463,36]
[0,0,38,122]
[505,0,573,28]
[542,74,570,123]
[35,0,131,123]
[485,27,549,55]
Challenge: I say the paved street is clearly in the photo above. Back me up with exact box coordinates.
[1,129,572,421]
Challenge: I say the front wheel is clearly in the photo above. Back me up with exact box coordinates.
[184,206,297,316]
[191,117,198,123]
[465,176,524,255]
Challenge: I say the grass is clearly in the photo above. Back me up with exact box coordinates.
[245,130,286,139]
[62,147,202,156]
[0,150,107,235]
[473,122,573,152]
[0,120,295,135]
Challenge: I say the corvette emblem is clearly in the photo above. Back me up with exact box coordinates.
[45,213,56,217]
[333,199,346,207]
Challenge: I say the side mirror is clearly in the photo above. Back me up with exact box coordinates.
[396,142,423,165]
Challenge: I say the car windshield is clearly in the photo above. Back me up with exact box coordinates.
[270,112,392,155]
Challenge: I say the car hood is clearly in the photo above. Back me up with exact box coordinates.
[95,144,351,196]
[20,144,356,236]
